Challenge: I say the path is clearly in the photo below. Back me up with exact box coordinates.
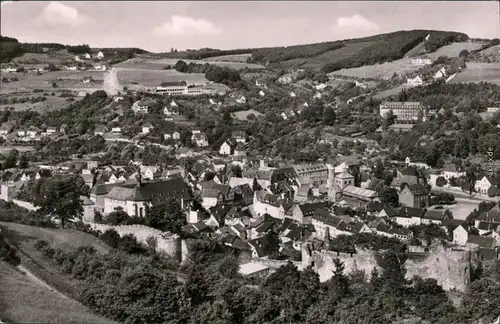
[433,187,499,202]
[16,265,69,300]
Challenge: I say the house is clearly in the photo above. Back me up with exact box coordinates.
[94,64,107,71]
[406,75,423,87]
[253,191,293,220]
[234,143,246,157]
[59,124,67,134]
[142,123,153,134]
[26,127,40,138]
[239,262,271,277]
[191,131,209,147]
[219,139,237,155]
[294,163,329,185]
[433,67,447,80]
[0,123,14,135]
[285,202,329,224]
[82,76,93,84]
[394,206,427,227]
[163,106,179,117]
[487,107,500,113]
[235,95,246,104]
[155,81,189,95]
[315,83,327,91]
[277,75,294,85]
[17,129,26,137]
[441,164,465,180]
[290,91,296,98]
[201,188,225,209]
[172,132,181,140]
[475,176,494,195]
[377,206,399,218]
[97,51,104,59]
[313,92,322,99]
[84,53,91,59]
[132,100,149,114]
[46,127,57,134]
[111,127,121,133]
[103,177,191,216]
[399,183,430,208]
[411,58,432,66]
[81,196,95,222]
[94,125,108,136]
[232,130,246,143]
[379,101,427,123]
[391,168,421,189]
[75,55,80,61]
[65,66,78,71]
[259,90,265,97]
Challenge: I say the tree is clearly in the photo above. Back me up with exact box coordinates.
[146,199,186,234]
[4,149,18,169]
[230,164,242,178]
[436,176,447,187]
[222,109,233,126]
[36,177,84,228]
[381,187,399,207]
[487,186,499,197]
[373,159,385,179]
[252,178,262,191]
[106,208,130,225]
[101,228,121,248]
[174,60,188,73]
[323,107,336,126]
[459,49,469,58]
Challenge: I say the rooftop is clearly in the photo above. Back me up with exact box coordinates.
[239,262,270,275]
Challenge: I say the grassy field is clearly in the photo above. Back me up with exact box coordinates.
[373,84,410,99]
[233,109,263,120]
[12,51,75,65]
[331,57,418,79]
[449,62,500,85]
[404,41,427,58]
[1,70,106,94]
[203,53,252,63]
[0,261,116,324]
[426,42,486,59]
[480,45,500,55]
[115,67,207,87]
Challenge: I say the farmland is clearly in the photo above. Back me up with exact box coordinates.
[12,51,75,65]
[203,53,252,63]
[426,42,486,59]
[479,44,500,55]
[331,58,420,79]
[127,56,264,70]
[449,62,500,85]
[404,41,427,58]
[115,67,207,87]
[373,84,410,99]
[233,109,263,121]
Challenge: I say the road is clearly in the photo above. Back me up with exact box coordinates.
[432,187,499,203]
[17,264,70,300]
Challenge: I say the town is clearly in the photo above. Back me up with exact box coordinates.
[1,1,500,324]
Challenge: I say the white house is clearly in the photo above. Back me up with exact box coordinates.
[142,123,153,134]
[313,92,322,99]
[219,140,235,156]
[111,127,121,133]
[163,106,179,117]
[487,107,500,113]
[209,98,216,105]
[315,83,327,91]
[303,102,309,107]
[132,100,149,114]
[94,125,108,136]
[259,90,265,97]
[65,66,77,71]
[75,55,80,62]
[290,91,296,98]
[441,164,465,180]
[453,225,469,246]
[411,58,432,66]
[191,131,209,147]
[172,131,181,140]
[236,95,246,104]
[433,67,447,80]
[475,176,494,195]
[94,64,107,71]
[170,100,178,107]
[97,51,104,59]
[281,112,288,120]
[17,129,26,137]
[406,75,423,87]
[84,53,91,59]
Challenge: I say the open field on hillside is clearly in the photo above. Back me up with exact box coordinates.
[0,222,110,254]
[203,53,252,63]
[331,58,419,79]
[233,109,263,120]
[150,58,264,70]
[282,42,376,69]
[449,62,500,85]
[1,71,105,94]
[0,261,116,324]
[404,41,427,58]
[426,42,486,59]
[12,51,75,65]
[115,67,207,87]
[1,95,80,112]
[125,56,264,70]
[373,84,409,99]
[480,45,500,55]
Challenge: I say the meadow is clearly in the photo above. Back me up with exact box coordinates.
[147,57,264,70]
[331,58,419,79]
[203,53,252,63]
[233,109,263,120]
[426,42,486,59]
[115,67,207,87]
[449,62,500,85]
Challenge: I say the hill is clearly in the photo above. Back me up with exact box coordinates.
[155,30,468,72]
[0,36,149,64]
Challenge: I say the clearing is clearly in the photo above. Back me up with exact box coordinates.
[115,67,207,87]
[203,53,252,63]
[120,57,264,70]
[12,51,75,65]
[479,45,500,55]
[426,42,486,59]
[0,261,116,324]
[404,41,428,58]
[233,109,263,121]
[449,62,500,86]
[373,84,410,99]
[331,58,419,79]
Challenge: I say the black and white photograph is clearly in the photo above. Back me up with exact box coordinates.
[1,1,500,323]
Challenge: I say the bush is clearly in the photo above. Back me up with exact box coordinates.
[101,228,120,249]
[118,234,148,255]
[0,234,21,266]
[487,186,500,197]
[436,176,447,187]
[34,239,50,250]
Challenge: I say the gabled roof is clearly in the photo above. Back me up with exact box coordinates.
[402,183,429,196]
[198,180,230,196]
[380,206,398,217]
[105,178,191,204]
[398,206,427,219]
[466,235,497,249]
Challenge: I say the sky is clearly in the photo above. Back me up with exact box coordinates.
[1,1,499,52]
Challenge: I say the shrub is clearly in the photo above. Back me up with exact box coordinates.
[101,229,120,249]
[436,176,447,187]
[34,239,50,250]
[42,246,56,258]
[487,186,500,197]
[119,234,148,255]
[0,234,21,266]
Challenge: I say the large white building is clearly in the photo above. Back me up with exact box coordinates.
[411,58,432,66]
[152,81,203,95]
[379,101,427,123]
